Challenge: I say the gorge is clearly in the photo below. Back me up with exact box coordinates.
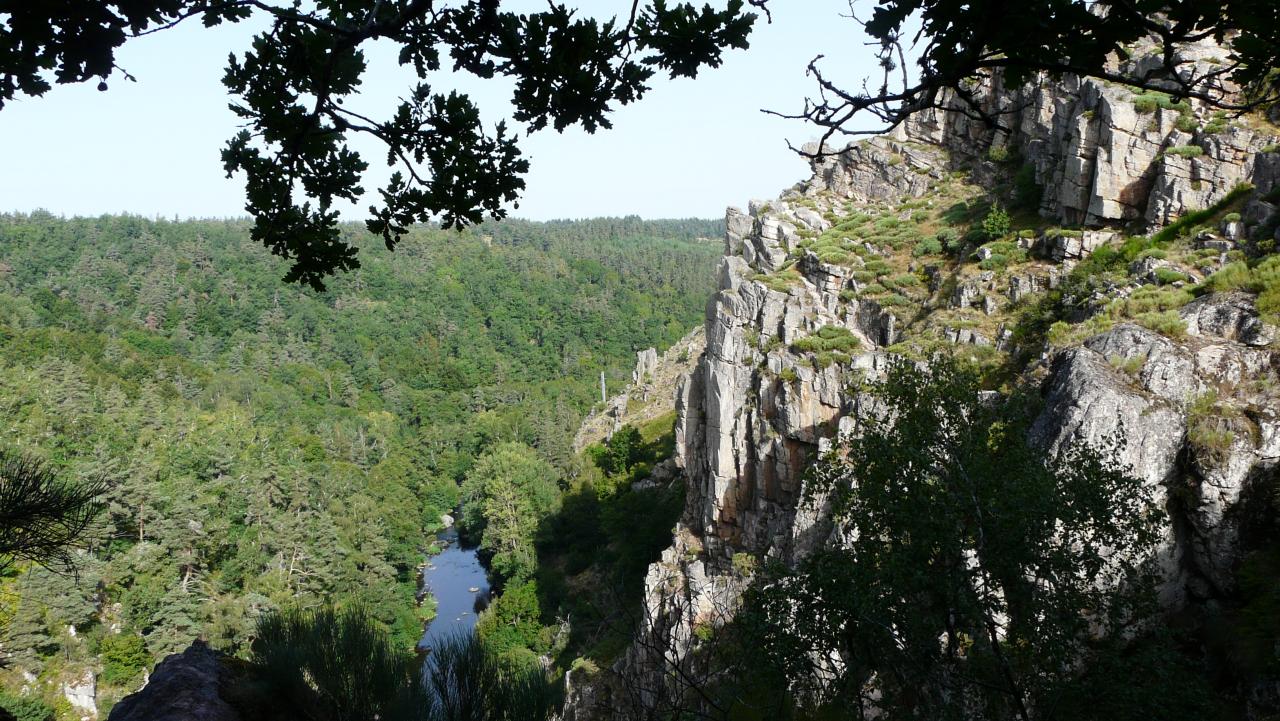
[1,19,1279,721]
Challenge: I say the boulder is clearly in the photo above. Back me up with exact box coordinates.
[1180,291,1277,347]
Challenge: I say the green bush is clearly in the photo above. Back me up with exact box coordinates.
[1200,261,1258,293]
[1044,227,1082,238]
[979,253,1011,271]
[886,273,922,288]
[874,216,903,232]
[477,580,550,656]
[1186,392,1240,464]
[1131,91,1191,114]
[936,228,961,254]
[1203,112,1229,134]
[1199,256,1280,325]
[1117,286,1194,316]
[791,326,862,354]
[1134,310,1187,338]
[100,633,151,685]
[422,633,558,721]
[812,350,852,369]
[247,606,426,721]
[756,268,802,293]
[0,691,54,721]
[987,145,1012,163]
[1153,267,1190,285]
[864,259,892,275]
[976,241,1027,271]
[981,203,1011,240]
[1164,145,1205,159]
[912,237,944,256]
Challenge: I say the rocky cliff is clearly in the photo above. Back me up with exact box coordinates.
[581,50,1280,719]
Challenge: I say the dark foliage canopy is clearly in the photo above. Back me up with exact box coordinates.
[0,0,760,289]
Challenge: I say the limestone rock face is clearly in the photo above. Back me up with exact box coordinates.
[802,137,940,203]
[62,670,97,720]
[108,642,240,721]
[683,251,901,559]
[901,67,1280,229]
[1181,291,1277,347]
[633,348,659,385]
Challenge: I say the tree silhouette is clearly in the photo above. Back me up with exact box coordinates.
[0,450,106,572]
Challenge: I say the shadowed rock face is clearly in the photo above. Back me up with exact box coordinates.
[1032,296,1280,601]
[108,641,239,721]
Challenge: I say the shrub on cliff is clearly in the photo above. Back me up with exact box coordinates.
[423,633,559,721]
[244,606,425,721]
[981,202,1012,240]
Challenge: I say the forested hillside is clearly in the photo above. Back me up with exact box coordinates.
[0,212,720,712]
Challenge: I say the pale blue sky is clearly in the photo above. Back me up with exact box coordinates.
[0,2,879,221]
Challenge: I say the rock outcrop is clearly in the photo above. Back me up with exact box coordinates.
[62,670,97,720]
[574,327,706,451]
[108,642,240,721]
[1031,306,1279,603]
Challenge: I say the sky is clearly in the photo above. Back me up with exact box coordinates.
[0,2,883,222]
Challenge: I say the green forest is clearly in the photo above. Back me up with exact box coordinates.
[0,212,721,714]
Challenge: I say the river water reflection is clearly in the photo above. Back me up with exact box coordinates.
[417,523,490,655]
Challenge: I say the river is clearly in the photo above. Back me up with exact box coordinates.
[417,521,490,654]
